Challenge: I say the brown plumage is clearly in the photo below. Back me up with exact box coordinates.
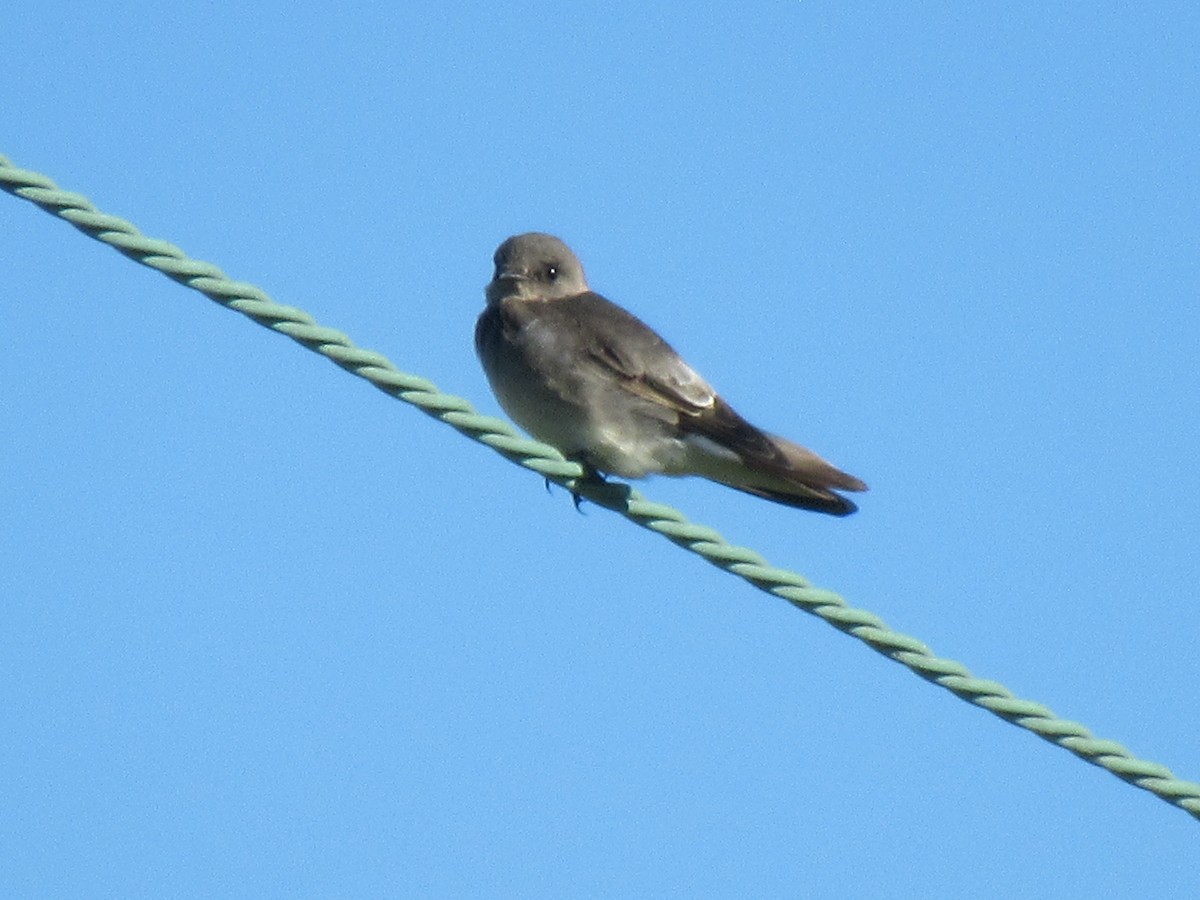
[476,233,866,516]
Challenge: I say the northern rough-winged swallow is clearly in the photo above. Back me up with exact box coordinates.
[475,233,867,516]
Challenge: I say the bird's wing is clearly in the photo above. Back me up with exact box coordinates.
[565,294,863,493]
[567,292,717,416]
[565,295,783,456]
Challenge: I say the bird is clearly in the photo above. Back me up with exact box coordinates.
[475,232,866,516]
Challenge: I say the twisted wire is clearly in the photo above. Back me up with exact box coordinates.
[3,153,1197,822]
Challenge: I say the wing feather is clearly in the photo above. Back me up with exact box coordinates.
[563,293,717,415]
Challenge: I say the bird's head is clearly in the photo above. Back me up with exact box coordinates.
[486,232,589,304]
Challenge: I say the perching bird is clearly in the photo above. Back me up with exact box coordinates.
[475,232,866,516]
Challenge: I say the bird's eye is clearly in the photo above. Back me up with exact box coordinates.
[546,265,559,281]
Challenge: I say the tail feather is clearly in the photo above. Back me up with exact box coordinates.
[714,477,860,516]
[682,431,867,516]
[677,397,867,516]
[769,434,867,489]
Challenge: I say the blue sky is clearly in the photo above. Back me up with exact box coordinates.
[4,3,1199,896]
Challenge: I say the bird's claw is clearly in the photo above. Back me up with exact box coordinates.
[568,463,608,513]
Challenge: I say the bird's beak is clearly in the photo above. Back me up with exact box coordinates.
[485,268,531,305]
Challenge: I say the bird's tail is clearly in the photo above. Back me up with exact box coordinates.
[716,435,865,515]
[676,397,867,516]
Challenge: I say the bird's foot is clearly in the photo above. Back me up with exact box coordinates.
[569,463,608,513]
